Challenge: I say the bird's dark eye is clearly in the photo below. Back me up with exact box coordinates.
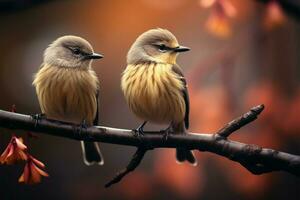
[72,48,81,55]
[158,44,167,52]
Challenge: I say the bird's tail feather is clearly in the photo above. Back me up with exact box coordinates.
[176,148,197,166]
[81,141,104,165]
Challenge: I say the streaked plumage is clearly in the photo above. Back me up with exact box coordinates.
[122,63,185,125]
[33,35,104,165]
[33,64,99,123]
[121,28,197,165]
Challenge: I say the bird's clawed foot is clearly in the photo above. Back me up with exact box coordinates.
[161,124,173,141]
[78,119,88,136]
[80,119,88,129]
[133,121,147,138]
[30,113,46,128]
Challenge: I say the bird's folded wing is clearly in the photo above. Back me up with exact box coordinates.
[172,64,190,129]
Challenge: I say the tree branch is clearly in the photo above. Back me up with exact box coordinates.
[0,104,299,187]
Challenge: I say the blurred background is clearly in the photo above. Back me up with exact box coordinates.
[0,0,299,199]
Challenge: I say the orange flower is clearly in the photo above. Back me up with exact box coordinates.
[19,155,49,184]
[206,11,232,38]
[264,0,286,30]
[219,0,236,18]
[0,136,28,164]
[200,0,236,38]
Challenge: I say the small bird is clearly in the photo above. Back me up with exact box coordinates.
[121,28,197,165]
[33,35,104,165]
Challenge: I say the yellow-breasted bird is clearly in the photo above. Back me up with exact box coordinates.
[33,35,104,165]
[121,28,197,165]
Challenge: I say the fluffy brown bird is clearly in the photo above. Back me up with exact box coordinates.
[121,28,197,165]
[33,35,104,165]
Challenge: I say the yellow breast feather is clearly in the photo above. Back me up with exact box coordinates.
[121,63,185,124]
[33,64,99,124]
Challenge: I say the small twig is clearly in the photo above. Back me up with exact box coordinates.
[104,148,148,188]
[218,104,264,137]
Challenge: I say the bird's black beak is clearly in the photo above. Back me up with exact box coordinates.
[173,46,191,53]
[85,52,104,60]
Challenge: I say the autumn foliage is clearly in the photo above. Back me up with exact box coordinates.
[0,107,48,185]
